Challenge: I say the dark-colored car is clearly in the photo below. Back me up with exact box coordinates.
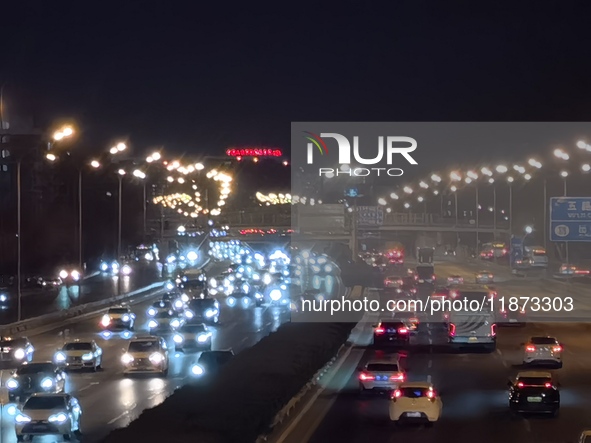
[498,305,527,326]
[197,350,234,373]
[6,362,66,401]
[186,298,220,324]
[508,372,560,416]
[373,321,410,346]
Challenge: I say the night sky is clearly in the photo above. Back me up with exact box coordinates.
[2,1,591,161]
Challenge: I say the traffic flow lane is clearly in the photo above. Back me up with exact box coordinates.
[299,319,591,443]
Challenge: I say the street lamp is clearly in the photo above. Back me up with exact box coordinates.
[117,169,126,260]
[377,197,387,206]
[390,192,399,200]
[133,169,148,241]
[507,176,514,234]
[524,225,533,235]
[431,174,441,183]
[403,186,413,194]
[560,171,568,196]
[496,164,508,173]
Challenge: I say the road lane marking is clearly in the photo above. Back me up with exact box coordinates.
[524,419,531,432]
[428,338,432,345]
[107,411,128,425]
[428,360,432,368]
[427,375,432,383]
[78,382,99,392]
[496,349,503,356]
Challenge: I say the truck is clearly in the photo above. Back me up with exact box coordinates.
[417,247,434,264]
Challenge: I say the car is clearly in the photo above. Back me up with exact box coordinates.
[579,431,591,443]
[178,278,207,295]
[389,382,442,424]
[171,292,190,313]
[498,305,527,326]
[475,270,494,284]
[358,357,406,393]
[39,277,63,290]
[508,371,560,416]
[173,323,213,352]
[191,349,235,376]
[54,340,103,371]
[522,336,563,367]
[147,300,174,317]
[384,275,404,288]
[6,362,67,401]
[373,321,411,346]
[447,275,463,285]
[100,306,136,330]
[58,267,82,286]
[432,286,450,300]
[148,310,184,333]
[392,311,420,333]
[161,290,180,303]
[185,298,220,324]
[0,336,34,365]
[121,336,169,376]
[559,264,589,276]
[444,248,456,256]
[15,393,82,441]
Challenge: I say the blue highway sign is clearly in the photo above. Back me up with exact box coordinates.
[550,197,591,242]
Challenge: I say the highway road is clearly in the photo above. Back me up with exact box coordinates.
[0,259,345,443]
[0,263,161,325]
[277,258,591,443]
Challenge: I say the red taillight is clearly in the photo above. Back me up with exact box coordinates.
[375,327,385,334]
[450,291,457,298]
[545,382,552,388]
[491,324,496,337]
[392,389,402,399]
[432,275,436,280]
[517,382,524,388]
[526,345,536,352]
[553,346,562,352]
[390,373,405,381]
[427,390,436,399]
[359,372,375,381]
[398,328,408,334]
[449,323,456,336]
[502,249,507,254]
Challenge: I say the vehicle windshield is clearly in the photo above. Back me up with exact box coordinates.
[154,311,175,318]
[399,387,431,398]
[188,299,216,310]
[18,363,55,374]
[366,363,399,372]
[108,308,128,315]
[180,324,206,333]
[517,377,552,386]
[24,396,66,410]
[530,337,558,345]
[128,341,159,352]
[63,343,92,351]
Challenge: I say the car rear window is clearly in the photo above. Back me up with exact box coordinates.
[517,377,552,386]
[108,308,128,314]
[393,312,414,319]
[17,363,55,374]
[64,343,92,351]
[399,387,430,398]
[188,299,216,309]
[366,363,399,372]
[530,337,558,345]
[380,322,405,328]
[24,396,66,410]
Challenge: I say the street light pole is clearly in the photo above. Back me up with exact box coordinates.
[509,183,513,236]
[475,185,479,250]
[543,179,547,249]
[78,169,83,270]
[563,177,569,264]
[117,174,123,260]
[143,181,147,243]
[493,186,497,239]
[16,160,22,322]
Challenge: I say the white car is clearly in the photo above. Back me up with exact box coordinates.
[579,431,591,443]
[173,323,213,352]
[358,357,405,393]
[122,336,169,376]
[148,310,184,333]
[447,275,463,285]
[100,306,136,330]
[390,382,442,424]
[54,339,103,371]
[523,336,563,367]
[15,393,82,441]
[475,271,494,284]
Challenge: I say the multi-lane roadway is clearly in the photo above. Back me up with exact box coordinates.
[0,258,344,443]
[276,257,591,443]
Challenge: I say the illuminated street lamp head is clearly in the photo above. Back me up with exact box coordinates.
[377,198,387,205]
[465,177,472,184]
[583,164,591,172]
[433,190,439,195]
[419,181,428,189]
[53,131,64,141]
[46,153,57,162]
[507,176,514,183]
[467,171,478,180]
[488,178,495,184]
[528,158,542,169]
[116,142,127,152]
[62,126,74,137]
[403,186,413,194]
[133,169,146,179]
[553,148,569,160]
[390,192,399,200]
[431,174,442,182]
[524,173,532,180]
[417,196,424,202]
[525,226,533,234]
[403,202,410,209]
[90,160,100,168]
[577,140,587,149]
[195,163,204,170]
[495,165,508,173]
[151,152,161,161]
[560,170,569,178]
[450,171,461,181]
[481,167,492,176]
[109,147,118,155]
[146,156,154,163]
[450,185,457,192]
[117,169,126,176]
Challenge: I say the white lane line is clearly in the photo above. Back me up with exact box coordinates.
[428,338,432,345]
[501,360,508,368]
[428,360,432,369]
[524,419,531,432]
[496,349,503,356]
[427,375,432,383]
[77,382,99,392]
[107,411,128,425]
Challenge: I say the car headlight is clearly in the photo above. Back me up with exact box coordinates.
[252,273,260,281]
[101,315,111,327]
[0,294,7,302]
[175,278,181,284]
[48,412,68,423]
[147,308,156,317]
[269,289,282,301]
[173,334,184,344]
[174,300,184,309]
[14,348,25,360]
[15,413,31,423]
[191,364,204,376]
[82,352,93,361]
[210,278,217,288]
[59,269,68,279]
[6,378,18,390]
[197,333,210,343]
[148,320,158,329]
[263,274,272,285]
[205,309,217,318]
[149,352,164,364]
[100,262,108,271]
[184,310,194,319]
[121,353,134,364]
[71,270,80,281]
[170,319,181,328]
[122,314,130,322]
[121,265,132,275]
[165,282,174,291]
[255,292,263,299]
[40,377,54,389]
[181,293,189,303]
[54,352,66,363]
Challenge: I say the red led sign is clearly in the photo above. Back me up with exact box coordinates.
[226,148,282,157]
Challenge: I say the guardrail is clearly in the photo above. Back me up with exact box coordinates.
[0,257,213,337]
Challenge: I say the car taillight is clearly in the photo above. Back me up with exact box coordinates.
[398,328,408,334]
[517,382,524,388]
[526,345,536,352]
[392,389,402,399]
[390,373,405,381]
[359,372,375,381]
[491,324,496,337]
[427,390,436,399]
[545,382,552,388]
[553,345,562,352]
[449,323,456,336]
[375,327,385,334]
[432,275,436,280]
[450,291,457,298]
